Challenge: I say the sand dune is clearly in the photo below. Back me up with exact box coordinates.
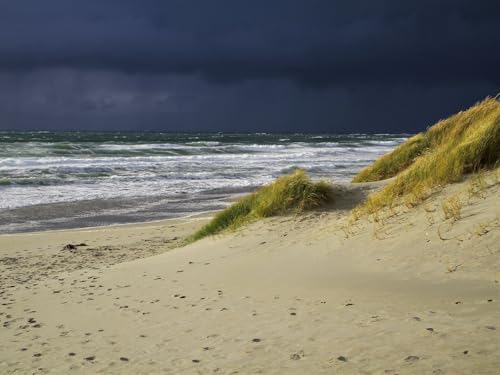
[0,177,498,374]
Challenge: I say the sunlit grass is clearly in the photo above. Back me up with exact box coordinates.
[352,133,429,183]
[352,97,500,216]
[441,193,463,221]
[189,169,335,241]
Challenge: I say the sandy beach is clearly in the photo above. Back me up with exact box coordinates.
[1,177,499,374]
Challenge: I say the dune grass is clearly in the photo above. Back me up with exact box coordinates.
[352,97,500,216]
[353,133,429,183]
[190,170,335,241]
[441,193,463,221]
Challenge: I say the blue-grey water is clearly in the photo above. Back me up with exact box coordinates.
[0,132,407,233]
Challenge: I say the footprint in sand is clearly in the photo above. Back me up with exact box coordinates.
[405,355,420,363]
[290,350,304,360]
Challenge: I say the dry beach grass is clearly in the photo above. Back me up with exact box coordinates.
[190,169,335,241]
[353,97,500,216]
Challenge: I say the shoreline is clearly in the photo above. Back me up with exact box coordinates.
[0,193,230,235]
[0,210,215,237]
[0,180,371,236]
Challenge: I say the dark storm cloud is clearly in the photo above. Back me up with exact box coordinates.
[1,69,496,132]
[1,0,499,86]
[0,1,499,132]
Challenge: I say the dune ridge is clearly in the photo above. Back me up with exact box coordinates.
[353,97,500,215]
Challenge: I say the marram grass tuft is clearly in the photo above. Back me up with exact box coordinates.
[190,170,335,241]
[352,97,500,216]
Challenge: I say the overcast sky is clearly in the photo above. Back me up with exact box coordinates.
[0,0,499,133]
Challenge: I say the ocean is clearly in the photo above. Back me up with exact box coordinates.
[0,131,407,233]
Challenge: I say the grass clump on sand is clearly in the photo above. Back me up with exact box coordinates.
[190,169,335,241]
[441,193,463,221]
[353,97,500,216]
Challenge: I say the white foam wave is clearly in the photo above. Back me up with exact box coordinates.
[0,136,404,210]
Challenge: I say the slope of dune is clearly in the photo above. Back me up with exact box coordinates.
[353,97,500,215]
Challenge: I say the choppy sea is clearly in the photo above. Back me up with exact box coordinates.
[0,132,408,233]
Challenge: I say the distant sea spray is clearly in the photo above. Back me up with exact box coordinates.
[0,132,407,233]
